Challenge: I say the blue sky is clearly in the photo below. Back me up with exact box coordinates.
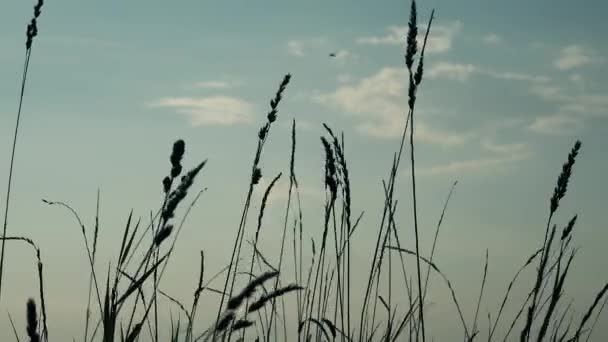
[1,0,607,340]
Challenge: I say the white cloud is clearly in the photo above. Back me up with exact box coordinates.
[192,80,242,89]
[529,84,566,101]
[313,67,470,146]
[357,113,473,147]
[481,140,527,154]
[529,83,608,117]
[287,37,327,57]
[420,21,463,53]
[481,33,502,45]
[151,96,254,126]
[560,95,608,116]
[418,152,530,176]
[528,115,581,135]
[357,21,463,54]
[429,62,549,83]
[484,70,549,83]
[358,117,470,146]
[287,40,305,57]
[428,62,477,81]
[418,140,532,176]
[314,67,406,113]
[554,45,592,70]
[357,26,405,45]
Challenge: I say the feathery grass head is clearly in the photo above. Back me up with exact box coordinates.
[247,284,303,313]
[550,140,582,214]
[267,74,292,123]
[215,312,236,332]
[170,139,185,178]
[414,10,434,86]
[405,0,418,69]
[26,298,40,342]
[252,167,262,185]
[258,123,270,140]
[154,224,174,247]
[561,215,578,241]
[162,159,207,222]
[163,139,186,193]
[163,176,172,193]
[26,0,44,49]
[321,137,338,196]
[227,271,279,311]
[232,319,255,331]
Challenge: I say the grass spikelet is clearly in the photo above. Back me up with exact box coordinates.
[248,284,303,313]
[215,312,236,332]
[162,159,208,222]
[267,74,292,123]
[550,140,582,215]
[154,224,174,247]
[26,298,40,342]
[561,215,578,241]
[231,319,255,331]
[405,0,418,69]
[227,271,279,311]
[170,139,185,177]
[320,137,338,196]
[26,0,44,49]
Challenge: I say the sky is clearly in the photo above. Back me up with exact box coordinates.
[1,0,607,341]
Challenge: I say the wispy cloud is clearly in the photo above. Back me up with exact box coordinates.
[313,67,470,146]
[428,62,549,83]
[528,115,582,135]
[481,140,527,154]
[287,40,306,57]
[529,84,566,101]
[192,80,243,89]
[418,151,530,176]
[356,26,405,46]
[419,141,532,176]
[287,37,327,57]
[481,33,502,45]
[358,115,471,146]
[554,45,593,70]
[428,62,476,81]
[151,96,254,126]
[357,21,463,54]
[485,70,549,83]
[560,95,608,116]
[529,84,608,117]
